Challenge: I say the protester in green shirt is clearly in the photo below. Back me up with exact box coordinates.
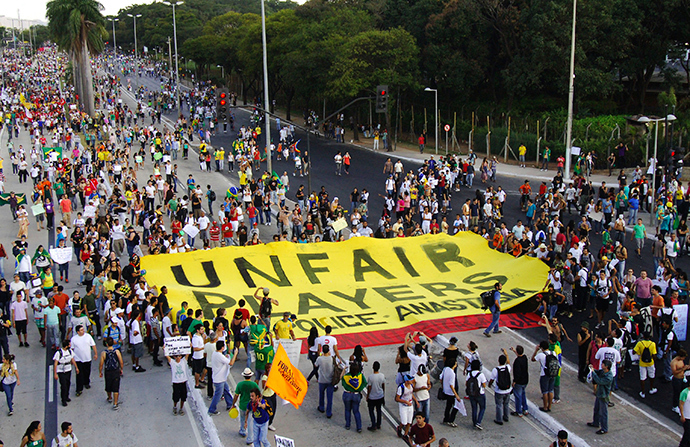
[232,368,260,442]
[632,218,647,258]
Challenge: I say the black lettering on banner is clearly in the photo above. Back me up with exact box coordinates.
[396,305,417,321]
[171,261,221,287]
[501,288,532,300]
[329,316,345,328]
[409,302,433,314]
[192,290,237,320]
[428,301,451,313]
[420,282,472,297]
[353,249,396,282]
[243,295,261,315]
[355,312,386,326]
[421,242,475,272]
[329,289,370,310]
[298,293,345,315]
[297,253,330,284]
[442,298,469,311]
[393,247,420,277]
[294,319,316,333]
[234,255,292,288]
[336,315,363,328]
[373,285,425,303]
[462,272,508,286]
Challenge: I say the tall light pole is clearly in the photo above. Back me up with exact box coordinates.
[424,87,438,155]
[107,18,119,55]
[162,1,183,114]
[127,13,142,56]
[260,0,272,174]
[564,0,577,181]
[639,115,677,225]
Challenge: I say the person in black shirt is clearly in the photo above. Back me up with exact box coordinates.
[510,345,529,416]
[577,322,591,382]
[395,344,411,386]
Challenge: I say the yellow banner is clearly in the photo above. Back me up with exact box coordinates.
[141,233,548,344]
[266,343,308,408]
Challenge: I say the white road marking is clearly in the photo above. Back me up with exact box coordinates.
[48,365,54,402]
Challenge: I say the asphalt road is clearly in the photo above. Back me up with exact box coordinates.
[118,67,689,426]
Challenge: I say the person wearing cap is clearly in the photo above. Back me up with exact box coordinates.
[231,368,259,443]
[549,430,573,447]
[396,373,417,438]
[31,289,48,347]
[255,287,279,330]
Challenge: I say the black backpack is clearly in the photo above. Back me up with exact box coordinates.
[640,342,653,364]
[465,371,481,397]
[259,297,272,319]
[496,366,511,390]
[104,349,119,371]
[545,352,560,377]
[480,291,494,310]
[209,190,216,201]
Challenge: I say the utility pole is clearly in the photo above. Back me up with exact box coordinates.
[167,37,173,81]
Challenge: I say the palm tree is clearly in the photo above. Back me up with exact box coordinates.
[46,0,107,117]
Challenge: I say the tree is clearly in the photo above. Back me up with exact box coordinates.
[46,0,107,116]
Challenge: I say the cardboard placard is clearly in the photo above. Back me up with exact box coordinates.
[164,335,191,356]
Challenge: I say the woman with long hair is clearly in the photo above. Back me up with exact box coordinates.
[19,420,46,447]
[306,327,320,382]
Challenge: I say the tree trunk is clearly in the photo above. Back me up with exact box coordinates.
[71,52,83,111]
[80,40,96,117]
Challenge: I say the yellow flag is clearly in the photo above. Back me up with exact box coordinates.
[265,344,308,408]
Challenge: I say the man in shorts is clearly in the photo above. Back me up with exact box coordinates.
[191,324,206,388]
[129,311,146,373]
[532,341,556,412]
[634,332,658,398]
[10,291,29,347]
[99,337,124,410]
[167,353,190,415]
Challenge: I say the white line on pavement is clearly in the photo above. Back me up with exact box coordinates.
[48,365,54,402]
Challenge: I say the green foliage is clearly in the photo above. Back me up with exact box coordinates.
[46,0,107,57]
[658,87,678,108]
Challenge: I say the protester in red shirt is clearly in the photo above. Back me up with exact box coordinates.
[209,221,221,248]
[221,218,234,247]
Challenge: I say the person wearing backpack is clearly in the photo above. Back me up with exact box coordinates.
[465,359,487,430]
[633,332,658,398]
[98,337,123,410]
[659,317,679,382]
[488,349,512,425]
[532,340,559,412]
[483,282,503,338]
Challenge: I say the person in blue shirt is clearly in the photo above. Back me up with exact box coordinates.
[628,195,640,225]
[246,388,272,447]
[483,282,503,337]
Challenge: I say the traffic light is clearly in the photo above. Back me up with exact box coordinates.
[376,85,388,114]
[216,89,229,121]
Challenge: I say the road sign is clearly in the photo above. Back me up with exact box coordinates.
[444,124,451,132]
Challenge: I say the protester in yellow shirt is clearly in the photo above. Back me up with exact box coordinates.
[274,312,295,340]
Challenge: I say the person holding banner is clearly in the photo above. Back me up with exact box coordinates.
[246,388,273,447]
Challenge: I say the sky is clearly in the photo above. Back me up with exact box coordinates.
[2,0,306,23]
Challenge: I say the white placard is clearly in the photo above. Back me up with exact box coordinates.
[49,247,73,265]
[164,335,191,356]
[274,435,295,447]
[454,397,467,416]
[570,146,581,156]
[332,217,348,233]
[674,304,688,342]
[273,339,301,368]
[182,224,200,238]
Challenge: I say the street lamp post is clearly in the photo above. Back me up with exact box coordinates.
[162,1,183,114]
[260,0,272,174]
[564,0,577,181]
[127,13,142,56]
[108,18,119,55]
[424,87,438,155]
[639,114,677,225]
[216,64,225,79]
